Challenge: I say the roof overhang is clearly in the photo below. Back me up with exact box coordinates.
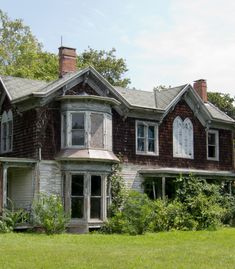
[0,157,37,167]
[56,149,119,163]
[139,167,235,179]
[57,95,120,106]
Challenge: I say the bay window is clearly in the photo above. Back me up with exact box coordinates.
[62,111,112,150]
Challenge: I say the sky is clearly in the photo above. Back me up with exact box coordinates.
[1,0,235,96]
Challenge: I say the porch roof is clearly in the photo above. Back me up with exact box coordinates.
[0,157,37,166]
[139,167,235,179]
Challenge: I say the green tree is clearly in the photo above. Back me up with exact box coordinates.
[208,92,235,119]
[0,10,130,86]
[77,47,130,87]
[0,10,58,81]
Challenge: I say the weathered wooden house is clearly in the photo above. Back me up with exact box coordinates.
[0,47,234,232]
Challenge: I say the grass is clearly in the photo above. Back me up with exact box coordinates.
[0,228,235,269]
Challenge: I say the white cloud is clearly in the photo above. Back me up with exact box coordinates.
[128,0,235,96]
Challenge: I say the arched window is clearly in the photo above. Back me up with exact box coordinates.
[173,117,193,159]
[1,110,13,153]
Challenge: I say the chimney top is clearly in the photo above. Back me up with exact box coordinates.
[193,79,207,103]
[58,46,77,78]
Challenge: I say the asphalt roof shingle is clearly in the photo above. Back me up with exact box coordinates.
[0,75,48,101]
[0,70,234,124]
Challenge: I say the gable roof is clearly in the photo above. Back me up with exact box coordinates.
[0,67,234,125]
[114,85,186,110]
[0,75,48,101]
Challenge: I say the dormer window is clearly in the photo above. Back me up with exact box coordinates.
[1,110,13,153]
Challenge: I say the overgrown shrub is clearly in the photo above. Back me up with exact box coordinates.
[107,159,126,216]
[175,175,226,230]
[32,193,70,235]
[103,191,154,235]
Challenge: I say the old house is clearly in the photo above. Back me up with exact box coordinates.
[0,46,234,232]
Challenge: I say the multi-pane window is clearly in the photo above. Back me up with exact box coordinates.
[207,130,219,161]
[70,174,107,221]
[71,113,85,146]
[136,121,158,155]
[1,110,13,153]
[71,175,84,218]
[62,111,111,149]
[90,175,102,219]
[173,116,193,159]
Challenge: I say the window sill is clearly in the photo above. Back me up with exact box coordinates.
[207,157,219,161]
[136,152,159,156]
[173,155,194,160]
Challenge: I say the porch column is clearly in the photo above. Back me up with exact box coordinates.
[162,177,166,199]
[0,163,3,213]
[3,165,8,208]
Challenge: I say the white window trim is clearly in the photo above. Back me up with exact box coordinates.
[61,111,112,150]
[207,129,219,161]
[1,110,13,153]
[173,116,194,159]
[135,120,159,156]
[69,172,108,222]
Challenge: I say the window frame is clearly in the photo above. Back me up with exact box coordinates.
[61,111,111,150]
[207,129,219,161]
[135,120,159,156]
[1,110,13,153]
[173,116,194,159]
[69,172,107,222]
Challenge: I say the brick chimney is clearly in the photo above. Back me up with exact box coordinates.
[193,79,207,103]
[58,46,77,77]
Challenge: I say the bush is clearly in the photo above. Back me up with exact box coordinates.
[32,193,70,235]
[0,199,29,233]
[175,175,226,230]
[103,191,154,235]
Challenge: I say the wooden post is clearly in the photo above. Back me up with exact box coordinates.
[0,163,3,213]
[162,177,166,200]
[152,181,156,200]
[3,165,8,208]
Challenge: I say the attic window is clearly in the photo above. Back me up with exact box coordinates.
[136,121,159,155]
[173,116,193,159]
[1,110,13,153]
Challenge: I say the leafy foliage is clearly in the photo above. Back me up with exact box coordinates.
[0,10,130,86]
[102,191,154,235]
[107,160,126,216]
[77,47,130,87]
[32,193,69,235]
[208,92,235,119]
[0,199,29,233]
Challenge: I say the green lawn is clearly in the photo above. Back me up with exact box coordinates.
[0,229,235,269]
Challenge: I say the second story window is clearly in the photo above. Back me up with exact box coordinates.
[207,130,219,161]
[173,116,193,159]
[72,113,85,146]
[136,121,158,155]
[1,110,13,153]
[62,111,112,150]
